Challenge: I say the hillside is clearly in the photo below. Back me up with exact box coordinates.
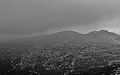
[1,30,120,75]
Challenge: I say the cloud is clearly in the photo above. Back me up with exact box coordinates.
[98,18,120,34]
[0,0,120,35]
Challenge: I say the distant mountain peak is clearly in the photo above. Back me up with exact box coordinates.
[52,30,82,36]
[98,30,109,33]
[98,30,118,36]
[99,30,109,32]
[87,30,110,34]
[85,30,119,38]
[55,30,80,34]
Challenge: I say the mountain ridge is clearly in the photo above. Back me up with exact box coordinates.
[5,30,120,45]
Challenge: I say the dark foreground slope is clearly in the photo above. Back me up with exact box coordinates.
[1,30,120,75]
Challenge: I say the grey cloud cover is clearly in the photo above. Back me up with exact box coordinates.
[0,0,120,35]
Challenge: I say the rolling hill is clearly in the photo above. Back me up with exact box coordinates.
[8,30,120,45]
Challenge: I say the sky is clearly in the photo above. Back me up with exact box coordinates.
[1,0,120,40]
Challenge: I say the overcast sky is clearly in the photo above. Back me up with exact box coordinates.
[1,0,120,40]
